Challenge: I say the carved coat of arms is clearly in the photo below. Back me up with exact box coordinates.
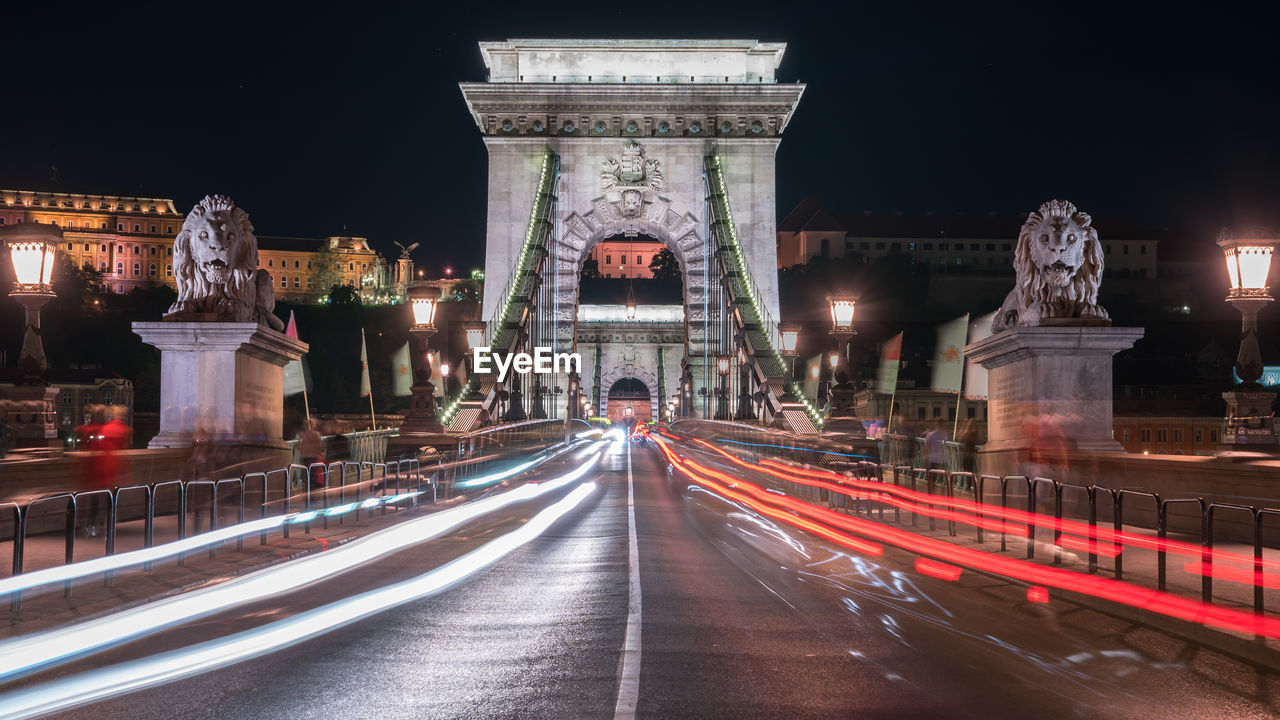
[602,140,663,218]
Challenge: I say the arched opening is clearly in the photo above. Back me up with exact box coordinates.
[607,377,651,426]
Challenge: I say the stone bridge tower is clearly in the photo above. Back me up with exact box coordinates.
[459,39,804,420]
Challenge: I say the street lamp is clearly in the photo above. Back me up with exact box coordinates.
[463,321,487,353]
[715,354,731,419]
[401,282,443,435]
[4,226,58,378]
[778,322,802,403]
[2,224,62,448]
[1217,227,1279,451]
[625,280,637,320]
[826,293,861,430]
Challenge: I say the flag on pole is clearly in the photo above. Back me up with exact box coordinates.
[392,342,412,397]
[964,311,999,401]
[429,350,444,398]
[359,328,371,398]
[876,333,903,395]
[283,311,311,396]
[930,315,969,395]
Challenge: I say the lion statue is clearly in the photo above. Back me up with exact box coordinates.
[992,199,1109,333]
[165,195,285,331]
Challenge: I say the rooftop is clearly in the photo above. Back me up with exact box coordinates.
[478,39,787,84]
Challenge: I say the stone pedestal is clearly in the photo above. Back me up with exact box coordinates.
[132,322,307,450]
[964,325,1143,478]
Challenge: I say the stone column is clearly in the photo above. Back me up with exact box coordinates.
[964,325,1143,479]
[132,322,307,451]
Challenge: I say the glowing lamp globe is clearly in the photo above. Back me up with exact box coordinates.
[463,321,487,351]
[828,295,857,332]
[827,349,841,370]
[441,363,450,377]
[408,284,438,328]
[1219,228,1277,296]
[9,238,56,289]
[716,354,731,376]
[778,322,801,357]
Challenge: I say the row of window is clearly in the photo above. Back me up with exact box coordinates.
[1121,427,1220,444]
[277,276,311,290]
[68,242,173,257]
[603,254,649,266]
[95,261,173,277]
[0,216,175,234]
[266,258,313,270]
[61,391,119,405]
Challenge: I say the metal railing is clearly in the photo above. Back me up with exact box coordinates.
[288,428,397,466]
[0,458,423,610]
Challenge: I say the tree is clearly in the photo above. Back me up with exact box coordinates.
[328,283,361,305]
[581,257,602,279]
[308,242,344,302]
[648,248,681,281]
[444,280,480,304]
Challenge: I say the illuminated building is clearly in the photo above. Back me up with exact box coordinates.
[0,189,181,293]
[1,189,394,303]
[587,238,665,279]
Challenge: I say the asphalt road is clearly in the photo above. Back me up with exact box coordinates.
[5,438,1279,719]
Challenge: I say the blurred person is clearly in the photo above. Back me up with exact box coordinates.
[189,412,215,533]
[960,419,981,474]
[924,421,947,472]
[80,408,127,536]
[296,419,325,490]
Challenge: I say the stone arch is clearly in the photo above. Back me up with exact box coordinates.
[598,364,660,422]
[548,193,712,354]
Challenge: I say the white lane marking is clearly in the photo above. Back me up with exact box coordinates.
[614,443,642,719]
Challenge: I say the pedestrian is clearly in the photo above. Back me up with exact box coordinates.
[296,419,325,490]
[924,421,947,472]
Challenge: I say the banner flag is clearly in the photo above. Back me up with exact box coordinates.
[429,350,444,398]
[930,315,969,395]
[392,342,412,397]
[359,328,371,398]
[876,333,903,395]
[964,311,999,401]
[283,311,308,396]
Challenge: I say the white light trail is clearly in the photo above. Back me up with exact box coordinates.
[0,482,599,720]
[0,492,425,601]
[0,450,603,683]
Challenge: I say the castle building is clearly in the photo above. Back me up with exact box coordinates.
[1,189,393,302]
[587,237,666,279]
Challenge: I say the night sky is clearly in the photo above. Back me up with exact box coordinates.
[3,3,1277,272]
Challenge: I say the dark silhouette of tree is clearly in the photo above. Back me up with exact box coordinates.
[581,258,602,279]
[328,283,361,305]
[648,248,681,281]
[444,280,480,304]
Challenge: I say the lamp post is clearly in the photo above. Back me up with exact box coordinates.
[1218,227,1279,453]
[826,293,863,435]
[401,283,444,435]
[2,225,62,447]
[5,227,58,379]
[625,280,637,320]
[715,354,731,420]
[735,344,754,420]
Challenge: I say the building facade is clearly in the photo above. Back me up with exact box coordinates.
[587,238,665,279]
[777,198,1162,279]
[2,189,394,302]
